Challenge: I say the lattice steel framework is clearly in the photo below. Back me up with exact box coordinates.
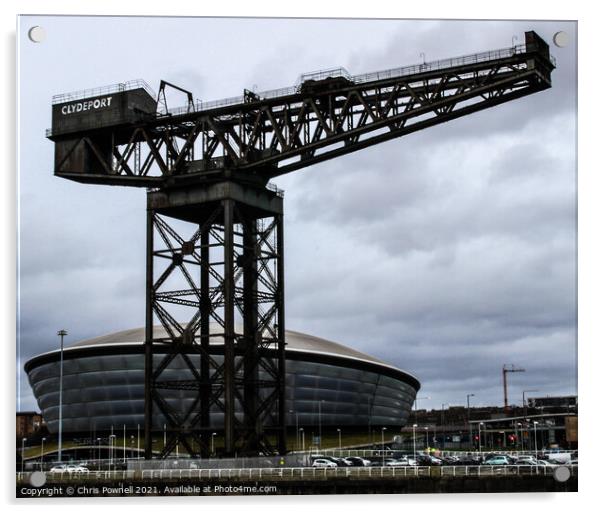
[145,188,285,458]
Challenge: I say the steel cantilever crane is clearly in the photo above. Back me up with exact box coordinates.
[47,31,554,460]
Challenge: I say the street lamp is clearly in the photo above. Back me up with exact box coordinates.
[137,424,140,459]
[57,329,67,463]
[211,432,217,456]
[412,424,417,462]
[533,421,539,457]
[337,428,342,450]
[96,437,101,464]
[381,427,387,466]
[21,438,27,473]
[466,393,475,450]
[299,428,305,452]
[517,422,523,452]
[40,437,46,471]
[478,422,483,456]
[163,423,167,449]
[289,409,299,450]
[109,434,116,471]
[424,426,429,450]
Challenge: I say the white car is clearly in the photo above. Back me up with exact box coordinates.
[50,464,68,473]
[312,459,337,468]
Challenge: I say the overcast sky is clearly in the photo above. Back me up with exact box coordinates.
[17,16,576,413]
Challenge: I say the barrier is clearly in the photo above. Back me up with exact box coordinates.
[16,464,576,485]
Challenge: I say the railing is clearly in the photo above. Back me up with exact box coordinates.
[52,80,157,105]
[48,43,556,129]
[159,42,552,117]
[16,464,576,484]
[296,66,352,85]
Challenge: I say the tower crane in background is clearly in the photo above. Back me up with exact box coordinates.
[47,31,555,459]
[503,364,526,411]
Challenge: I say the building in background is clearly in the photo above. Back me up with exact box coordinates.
[24,326,420,438]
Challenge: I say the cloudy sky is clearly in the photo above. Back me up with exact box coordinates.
[17,16,576,413]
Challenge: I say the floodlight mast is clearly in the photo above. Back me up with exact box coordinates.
[47,31,554,460]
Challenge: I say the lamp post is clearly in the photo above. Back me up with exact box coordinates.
[57,329,67,463]
[466,393,475,450]
[300,428,305,452]
[424,426,429,450]
[96,437,101,464]
[337,428,342,450]
[533,421,539,457]
[289,409,299,450]
[517,422,523,451]
[211,432,217,456]
[109,434,116,471]
[123,424,126,463]
[21,438,27,473]
[163,423,167,450]
[381,427,387,466]
[478,422,483,457]
[40,437,46,471]
[412,424,417,462]
[137,424,140,459]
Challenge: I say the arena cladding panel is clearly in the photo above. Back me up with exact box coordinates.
[24,327,420,434]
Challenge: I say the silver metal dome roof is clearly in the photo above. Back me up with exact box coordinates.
[67,325,384,364]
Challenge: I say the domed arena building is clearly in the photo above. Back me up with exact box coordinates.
[24,326,420,437]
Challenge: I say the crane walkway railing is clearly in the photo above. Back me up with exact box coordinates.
[164,42,553,117]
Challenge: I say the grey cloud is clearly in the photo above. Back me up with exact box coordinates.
[17,17,576,413]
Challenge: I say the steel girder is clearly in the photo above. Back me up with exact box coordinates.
[144,190,286,459]
[51,34,554,187]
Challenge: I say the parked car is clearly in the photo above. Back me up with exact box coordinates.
[344,457,371,467]
[483,456,512,465]
[415,455,443,466]
[515,455,537,465]
[384,459,409,467]
[49,464,89,473]
[312,458,337,468]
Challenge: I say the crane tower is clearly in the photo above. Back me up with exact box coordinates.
[46,31,555,459]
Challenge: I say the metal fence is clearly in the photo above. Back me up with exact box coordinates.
[16,464,576,485]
